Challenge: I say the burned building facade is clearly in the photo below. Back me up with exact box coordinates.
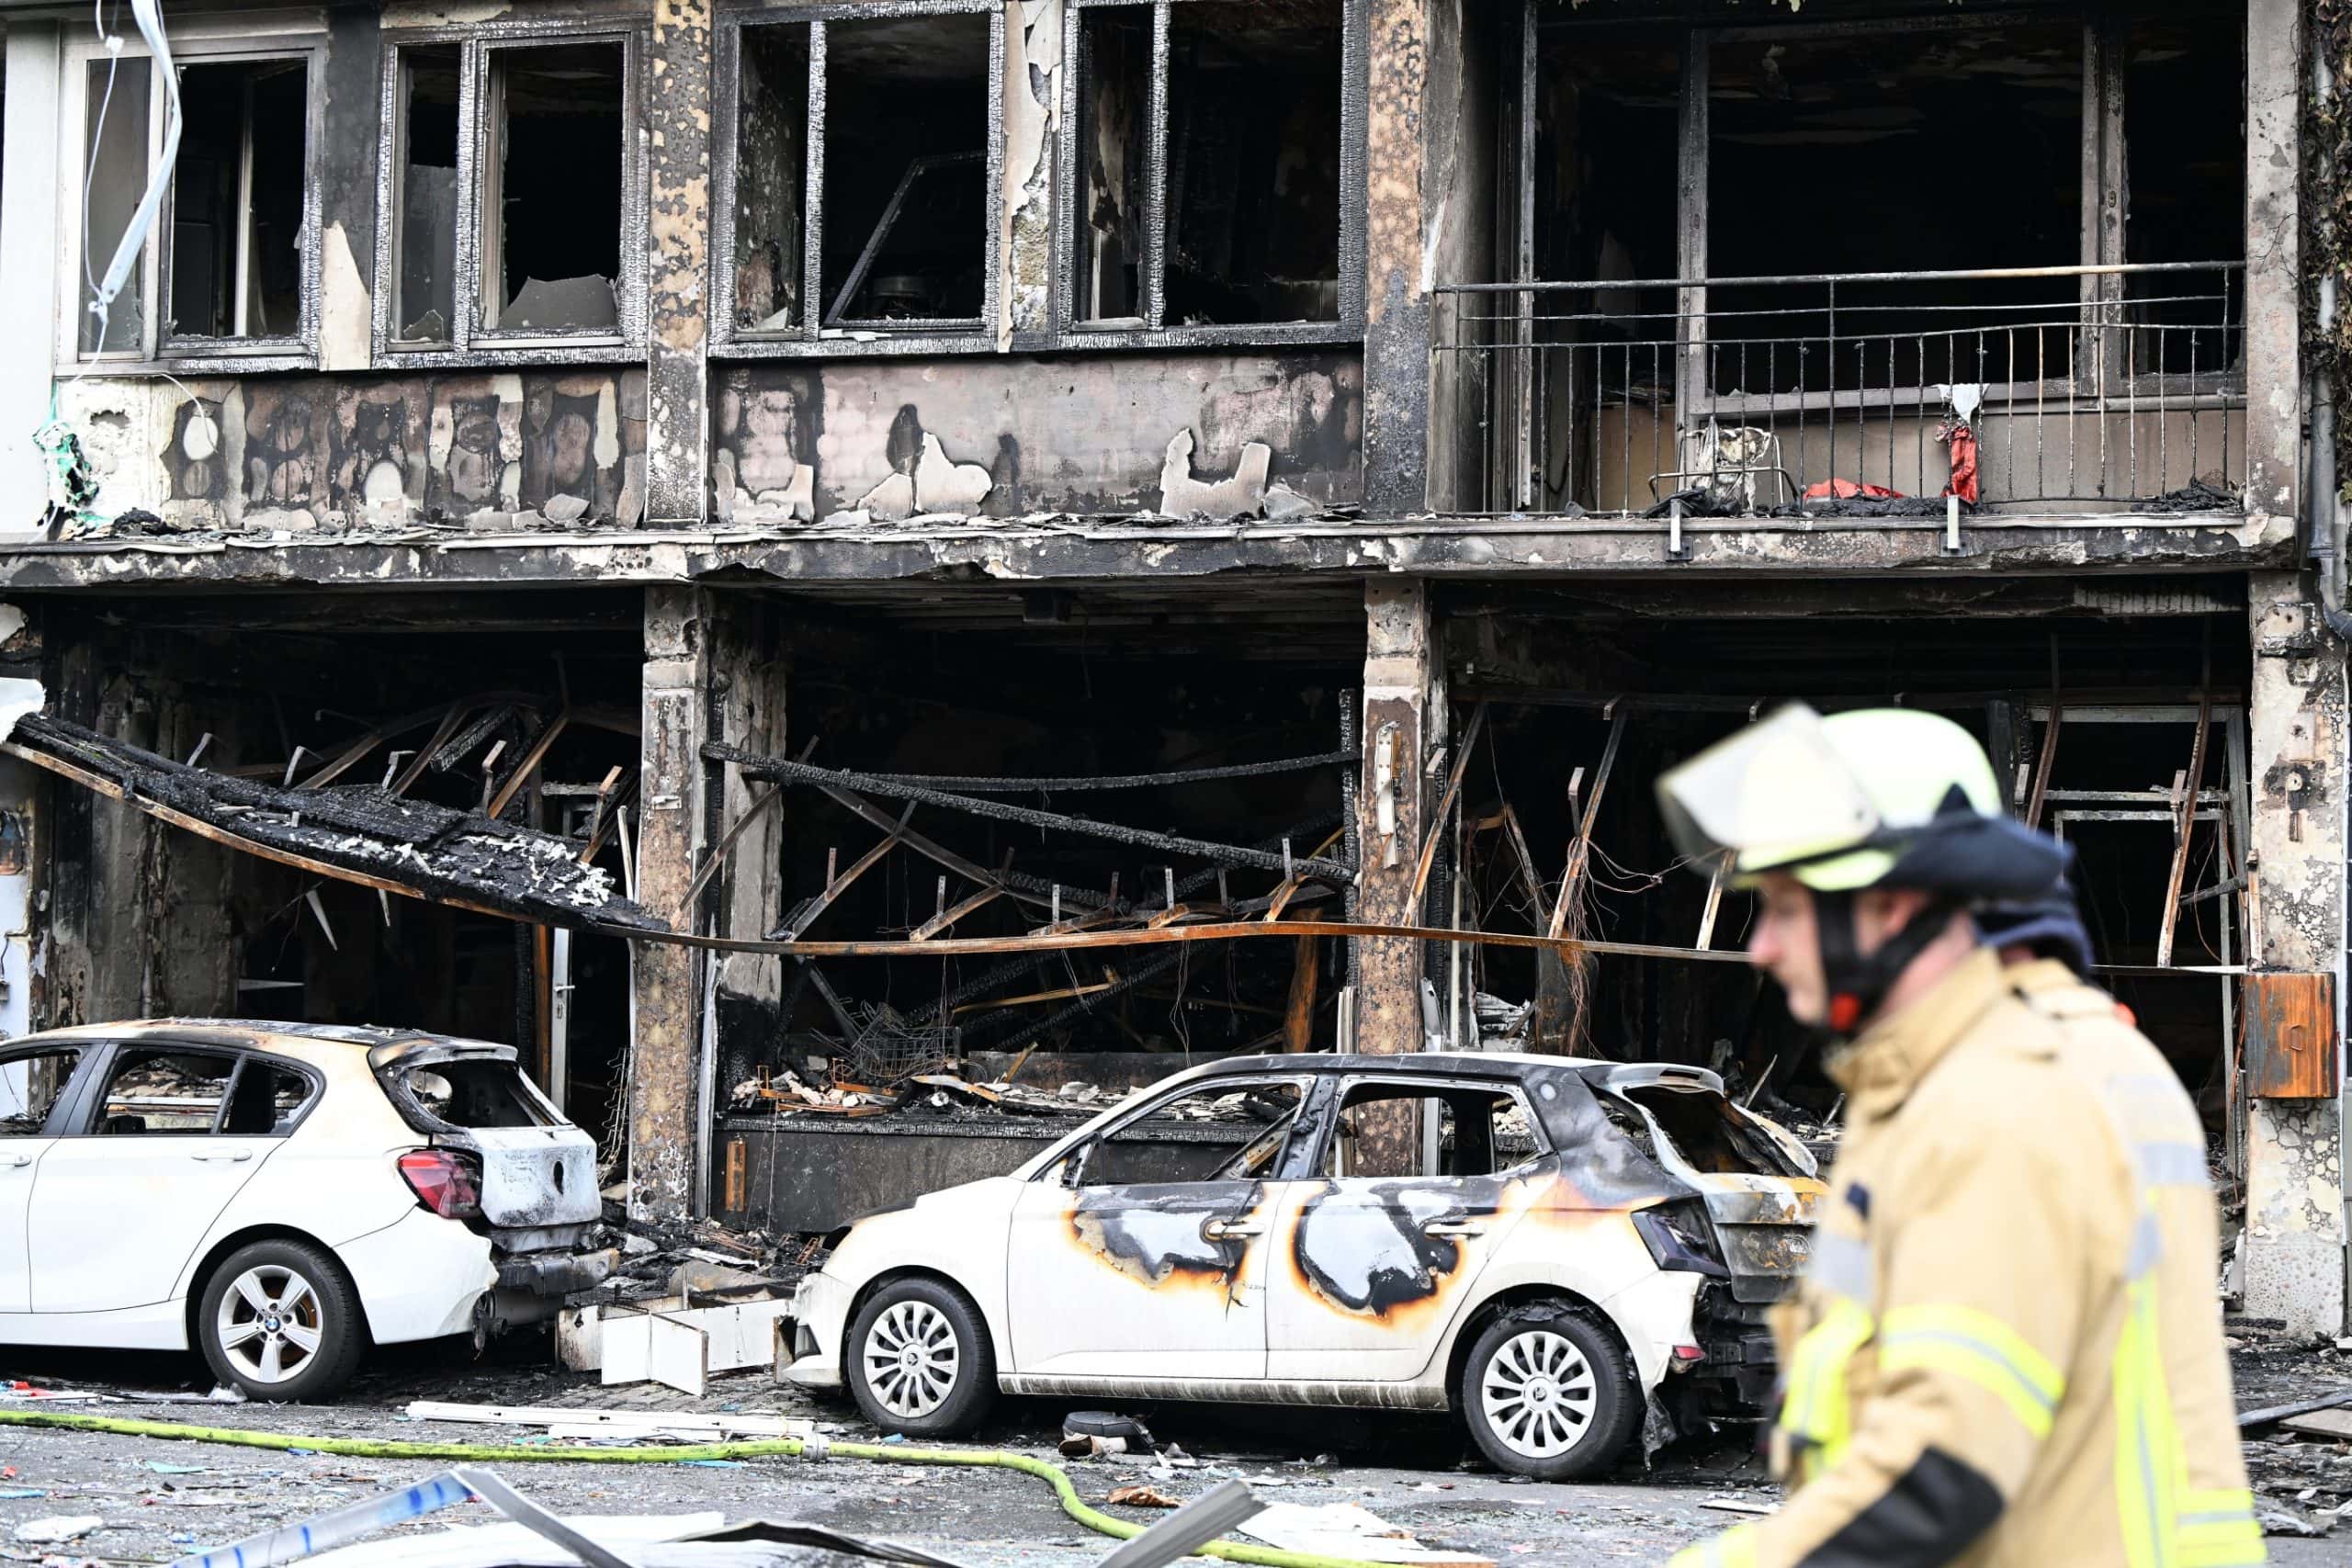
[0,0,2341,1336]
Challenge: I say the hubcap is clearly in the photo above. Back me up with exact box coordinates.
[215,1265,323,1386]
[1480,1328,1598,1459]
[862,1300,960,1420]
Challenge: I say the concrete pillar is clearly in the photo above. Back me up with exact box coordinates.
[317,4,383,371]
[2244,574,2348,1337]
[2244,0,2300,536]
[632,587,791,1221]
[631,584,713,1223]
[1353,579,1431,1061]
[1363,0,1429,513]
[644,0,715,525]
[0,26,62,531]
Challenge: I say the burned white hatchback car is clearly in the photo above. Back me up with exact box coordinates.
[0,1020,612,1401]
[786,1052,1822,1478]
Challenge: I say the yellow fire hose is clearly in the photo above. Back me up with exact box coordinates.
[0,1407,1390,1568]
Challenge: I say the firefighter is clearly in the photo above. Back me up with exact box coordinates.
[1656,705,2259,1568]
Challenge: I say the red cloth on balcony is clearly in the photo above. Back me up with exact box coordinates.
[1938,419,1980,504]
[1801,478,1905,501]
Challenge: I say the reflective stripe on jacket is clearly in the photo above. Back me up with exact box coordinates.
[1668,950,2260,1568]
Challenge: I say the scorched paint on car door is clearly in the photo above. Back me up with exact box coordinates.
[1266,1078,1540,1381]
[28,1047,275,1313]
[1006,1076,1308,1380]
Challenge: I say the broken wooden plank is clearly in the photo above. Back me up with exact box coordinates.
[1546,708,1626,942]
[911,854,1015,942]
[2155,685,2212,966]
[2284,1407,2352,1439]
[1408,703,1487,908]
[2024,700,2064,829]
[774,803,916,940]
[6,733,654,933]
[486,708,571,822]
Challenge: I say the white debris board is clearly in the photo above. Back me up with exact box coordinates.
[1238,1504,1493,1567]
[601,1311,708,1396]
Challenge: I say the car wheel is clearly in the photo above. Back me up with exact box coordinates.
[846,1277,995,1438]
[1460,1303,1641,1481]
[198,1239,366,1403]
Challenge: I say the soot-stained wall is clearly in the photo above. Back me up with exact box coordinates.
[711,349,1364,522]
[59,369,649,533]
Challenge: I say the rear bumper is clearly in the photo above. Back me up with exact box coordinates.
[784,1269,849,1391]
[338,1208,495,1345]
[495,1247,618,1296]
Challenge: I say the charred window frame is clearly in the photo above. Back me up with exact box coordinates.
[1051,0,1366,350]
[61,34,326,372]
[1311,1076,1549,1179]
[372,25,649,366]
[712,3,1008,359]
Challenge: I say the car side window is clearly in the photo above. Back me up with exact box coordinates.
[0,1048,83,1137]
[1081,1079,1305,1187]
[1320,1081,1542,1179]
[91,1049,237,1135]
[220,1058,316,1135]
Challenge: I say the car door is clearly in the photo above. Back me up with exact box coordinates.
[0,1044,96,1314]
[1006,1074,1310,1382]
[1266,1076,1544,1382]
[28,1043,285,1314]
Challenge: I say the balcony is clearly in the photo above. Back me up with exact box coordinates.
[1436,262,2245,522]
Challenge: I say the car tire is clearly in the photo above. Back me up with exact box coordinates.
[846,1276,996,1438]
[197,1239,367,1404]
[1459,1303,1642,1481]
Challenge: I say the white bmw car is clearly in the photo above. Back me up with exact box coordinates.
[786,1051,1823,1480]
[0,1020,611,1400]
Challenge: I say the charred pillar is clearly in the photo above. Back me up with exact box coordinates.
[632,585,712,1222]
[1354,580,1430,1069]
[644,0,714,525]
[1363,0,1430,513]
[2243,0,2300,539]
[2243,575,2348,1337]
[701,598,788,1213]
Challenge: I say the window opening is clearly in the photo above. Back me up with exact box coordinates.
[2122,9,2245,374]
[168,59,306,341]
[1322,1083,1525,1179]
[820,15,990,328]
[1084,1079,1302,1185]
[1163,0,1340,325]
[481,40,625,333]
[96,1049,234,1134]
[733,21,809,333]
[221,1060,313,1134]
[81,55,152,355]
[0,1049,82,1136]
[391,1055,558,1130]
[1077,7,1151,323]
[395,43,461,344]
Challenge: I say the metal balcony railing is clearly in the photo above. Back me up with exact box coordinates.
[1434,262,2245,519]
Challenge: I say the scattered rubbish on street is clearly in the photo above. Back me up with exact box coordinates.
[12,1517,103,1545]
[1237,1502,1492,1566]
[1105,1485,1182,1509]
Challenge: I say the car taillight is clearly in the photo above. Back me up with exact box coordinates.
[1633,1199,1731,1279]
[398,1148,481,1220]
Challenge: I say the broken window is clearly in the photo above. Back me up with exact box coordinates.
[731,22,809,333]
[382,32,639,353]
[95,1050,235,1135]
[729,11,993,337]
[387,1055,559,1131]
[392,43,461,345]
[1083,1078,1303,1185]
[166,59,307,342]
[1070,0,1346,331]
[1320,1083,1532,1179]
[74,44,321,361]
[481,41,626,334]
[0,1048,82,1137]
[78,55,151,355]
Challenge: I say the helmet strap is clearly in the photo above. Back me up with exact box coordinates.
[1814,888,1962,1037]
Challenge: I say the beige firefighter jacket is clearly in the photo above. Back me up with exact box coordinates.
[1670,948,2258,1568]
